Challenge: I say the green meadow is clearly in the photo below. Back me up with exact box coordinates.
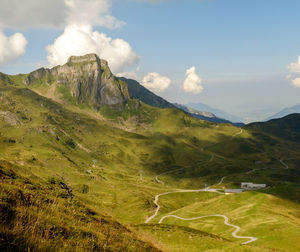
[0,79,300,251]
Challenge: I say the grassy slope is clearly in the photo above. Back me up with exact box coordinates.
[0,80,300,251]
[0,161,159,252]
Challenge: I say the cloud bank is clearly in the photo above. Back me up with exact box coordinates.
[141,72,171,93]
[183,66,203,94]
[0,31,27,65]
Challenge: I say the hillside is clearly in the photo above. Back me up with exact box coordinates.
[246,113,300,142]
[0,54,300,251]
[119,77,174,109]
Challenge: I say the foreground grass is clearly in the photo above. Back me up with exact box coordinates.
[0,162,159,251]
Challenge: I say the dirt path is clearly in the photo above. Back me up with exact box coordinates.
[158,214,257,245]
[145,128,258,245]
[280,159,289,169]
[145,187,223,224]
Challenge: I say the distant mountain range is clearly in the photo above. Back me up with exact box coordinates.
[265,104,300,121]
[173,103,244,126]
[119,78,243,126]
[187,102,244,123]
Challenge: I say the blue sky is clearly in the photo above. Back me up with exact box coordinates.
[0,0,300,121]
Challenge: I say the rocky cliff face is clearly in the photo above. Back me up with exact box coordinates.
[24,54,130,110]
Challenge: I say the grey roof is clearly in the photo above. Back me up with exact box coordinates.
[225,189,244,193]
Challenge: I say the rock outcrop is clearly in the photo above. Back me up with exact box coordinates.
[24,54,130,110]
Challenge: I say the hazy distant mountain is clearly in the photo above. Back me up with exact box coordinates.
[265,104,300,121]
[174,103,244,126]
[187,102,243,123]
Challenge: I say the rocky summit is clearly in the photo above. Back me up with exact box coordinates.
[24,54,130,110]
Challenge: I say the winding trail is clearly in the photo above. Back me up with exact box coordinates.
[280,159,289,169]
[232,128,243,137]
[145,187,223,224]
[158,214,257,245]
[145,128,257,245]
[218,176,226,185]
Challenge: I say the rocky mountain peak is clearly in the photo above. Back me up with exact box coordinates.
[24,54,129,110]
[67,53,101,65]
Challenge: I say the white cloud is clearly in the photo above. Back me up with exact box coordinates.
[45,1,139,72]
[0,0,123,29]
[0,30,27,65]
[65,0,125,29]
[291,78,300,88]
[287,56,300,73]
[183,66,203,94]
[46,24,140,73]
[141,72,171,93]
[287,56,300,87]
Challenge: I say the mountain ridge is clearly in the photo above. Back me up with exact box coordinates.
[173,103,244,126]
[187,102,244,123]
[119,77,174,109]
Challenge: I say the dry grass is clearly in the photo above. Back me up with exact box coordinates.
[0,163,159,252]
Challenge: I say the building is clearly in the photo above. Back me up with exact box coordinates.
[225,189,244,194]
[241,182,266,190]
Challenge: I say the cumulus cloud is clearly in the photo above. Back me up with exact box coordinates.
[65,0,124,29]
[0,0,123,29]
[291,78,300,88]
[141,72,171,93]
[46,24,140,73]
[287,56,300,73]
[0,30,27,65]
[183,66,203,94]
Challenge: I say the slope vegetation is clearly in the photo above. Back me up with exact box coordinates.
[0,55,300,251]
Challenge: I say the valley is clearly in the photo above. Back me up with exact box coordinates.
[0,54,300,251]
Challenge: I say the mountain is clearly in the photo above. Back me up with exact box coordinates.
[173,103,244,126]
[24,54,130,110]
[265,103,300,121]
[1,54,300,251]
[119,78,244,125]
[119,77,174,108]
[187,102,244,123]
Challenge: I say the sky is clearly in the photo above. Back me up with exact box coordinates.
[0,0,300,122]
